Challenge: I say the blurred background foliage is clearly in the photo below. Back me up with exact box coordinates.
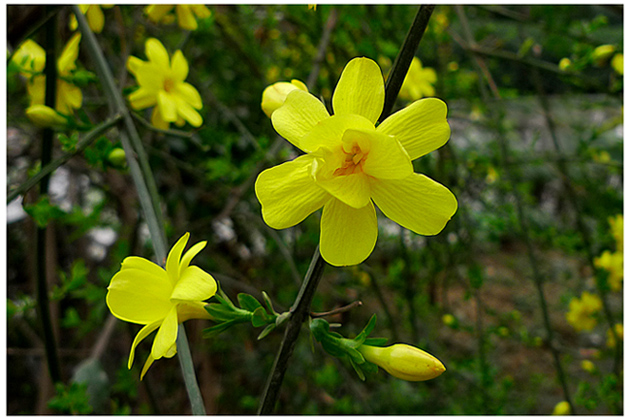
[6,4,623,415]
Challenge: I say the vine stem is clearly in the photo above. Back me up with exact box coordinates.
[257,5,436,414]
[72,6,205,415]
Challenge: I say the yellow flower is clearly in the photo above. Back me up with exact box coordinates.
[261,80,308,117]
[255,57,457,266]
[593,45,616,66]
[594,250,623,292]
[565,291,602,332]
[127,38,203,130]
[442,314,456,327]
[558,57,572,71]
[12,34,83,115]
[26,104,68,129]
[145,5,211,31]
[69,5,114,33]
[106,233,217,379]
[609,214,623,252]
[612,53,623,75]
[606,323,623,348]
[581,359,596,374]
[552,401,571,415]
[399,57,437,101]
[358,343,446,381]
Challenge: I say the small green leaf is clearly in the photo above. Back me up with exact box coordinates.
[237,293,263,312]
[353,314,377,346]
[23,196,65,228]
[276,311,291,327]
[257,324,275,340]
[349,358,366,381]
[262,291,277,315]
[251,307,269,327]
[205,303,240,321]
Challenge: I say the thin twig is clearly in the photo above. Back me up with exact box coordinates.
[311,301,362,318]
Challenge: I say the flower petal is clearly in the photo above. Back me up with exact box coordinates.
[107,257,173,324]
[179,241,206,276]
[371,173,457,235]
[176,5,198,30]
[171,50,189,81]
[151,306,178,359]
[151,107,170,130]
[174,96,203,127]
[343,129,413,180]
[174,82,202,109]
[316,172,371,209]
[171,266,217,302]
[145,38,170,69]
[255,155,330,229]
[86,5,105,33]
[57,82,82,114]
[271,89,330,151]
[166,233,189,285]
[128,319,162,369]
[320,199,378,266]
[157,90,178,122]
[129,87,158,110]
[332,57,384,124]
[191,4,211,18]
[376,98,450,161]
[57,33,81,75]
[178,301,212,322]
[140,354,156,380]
[127,56,145,77]
[299,113,374,154]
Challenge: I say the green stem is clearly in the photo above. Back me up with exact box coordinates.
[72,6,205,414]
[35,5,61,385]
[8,114,122,204]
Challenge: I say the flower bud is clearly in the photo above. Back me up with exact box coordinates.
[358,343,445,381]
[592,44,616,66]
[581,359,596,374]
[26,105,67,129]
[612,53,623,75]
[108,148,127,167]
[261,79,308,117]
[552,401,571,415]
[558,57,571,71]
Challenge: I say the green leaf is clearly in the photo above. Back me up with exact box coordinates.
[349,358,366,381]
[275,311,291,327]
[251,307,269,327]
[352,314,377,346]
[238,293,263,312]
[202,319,244,338]
[205,303,240,322]
[261,291,277,315]
[23,196,65,228]
[257,324,275,340]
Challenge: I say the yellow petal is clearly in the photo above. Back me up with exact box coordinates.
[174,82,202,109]
[145,38,170,69]
[57,81,82,113]
[271,89,330,151]
[179,241,206,276]
[371,173,457,235]
[107,257,173,324]
[166,233,190,286]
[26,104,67,129]
[13,39,45,73]
[134,63,164,88]
[191,4,211,18]
[86,5,105,33]
[344,129,412,180]
[255,155,330,229]
[316,172,371,209]
[140,354,156,380]
[57,33,81,75]
[174,96,203,127]
[377,98,450,161]
[171,50,189,81]
[145,5,174,22]
[27,76,46,106]
[157,90,178,122]
[176,5,198,30]
[129,87,158,110]
[320,199,377,266]
[151,306,178,359]
[171,266,217,302]
[126,56,145,77]
[299,113,374,154]
[151,106,170,130]
[178,301,212,322]
[332,57,384,124]
[261,80,308,118]
[128,319,162,369]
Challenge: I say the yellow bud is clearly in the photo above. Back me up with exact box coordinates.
[558,57,572,71]
[593,44,616,66]
[581,359,596,373]
[108,148,127,167]
[26,104,67,129]
[442,314,456,327]
[358,344,446,382]
[612,53,623,75]
[261,79,308,117]
[552,401,571,415]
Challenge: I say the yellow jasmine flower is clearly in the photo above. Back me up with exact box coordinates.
[565,291,602,332]
[69,5,114,33]
[127,38,203,130]
[26,104,68,129]
[442,314,456,327]
[606,323,623,348]
[358,343,445,381]
[106,233,217,379]
[594,250,623,292]
[592,44,616,66]
[261,79,308,117]
[12,34,83,115]
[609,214,623,252]
[581,359,596,374]
[255,57,457,266]
[612,53,623,75]
[552,401,571,415]
[558,57,572,71]
[145,5,211,31]
[399,57,437,101]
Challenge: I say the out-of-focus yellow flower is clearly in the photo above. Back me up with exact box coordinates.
[447,61,459,72]
[442,314,456,327]
[399,57,437,101]
[308,4,317,10]
[559,57,572,71]
[12,34,83,115]
[611,53,623,75]
[145,5,211,31]
[552,401,571,415]
[565,291,602,332]
[255,57,457,266]
[593,44,616,66]
[26,104,68,129]
[261,80,308,117]
[107,148,127,167]
[581,359,596,374]
[127,38,203,130]
[486,166,498,184]
[593,150,611,164]
[608,214,623,252]
[594,250,623,292]
[69,5,114,33]
[106,233,217,379]
[606,323,623,348]
[358,343,445,381]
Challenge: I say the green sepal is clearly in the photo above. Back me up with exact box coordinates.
[257,324,275,340]
[202,319,244,338]
[352,314,377,347]
[204,303,239,322]
[349,358,366,381]
[238,293,263,312]
[251,307,271,327]
[364,337,388,346]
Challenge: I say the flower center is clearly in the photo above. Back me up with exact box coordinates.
[163,77,175,93]
[333,142,368,176]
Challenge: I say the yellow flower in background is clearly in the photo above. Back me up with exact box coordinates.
[611,53,623,75]
[606,323,623,348]
[565,291,602,332]
[558,57,572,71]
[594,250,623,292]
[552,401,571,415]
[581,359,596,374]
[399,57,437,101]
[26,104,68,129]
[12,34,83,115]
[442,314,456,327]
[127,38,203,130]
[261,79,308,117]
[358,343,446,381]
[255,57,457,266]
[107,233,217,379]
[145,5,211,31]
[608,214,623,252]
[69,5,114,33]
[592,44,616,66]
